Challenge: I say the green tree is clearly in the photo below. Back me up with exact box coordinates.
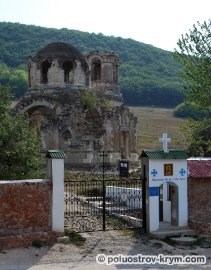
[0,63,27,97]
[0,85,41,179]
[174,20,211,110]
[174,102,208,119]
[183,118,211,156]
[174,20,211,156]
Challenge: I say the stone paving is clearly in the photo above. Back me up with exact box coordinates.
[0,230,211,270]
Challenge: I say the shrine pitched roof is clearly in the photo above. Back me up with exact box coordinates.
[140,150,188,159]
[46,150,66,159]
[188,158,211,178]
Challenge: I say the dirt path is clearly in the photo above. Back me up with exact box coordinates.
[0,230,210,270]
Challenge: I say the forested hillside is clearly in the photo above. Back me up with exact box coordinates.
[0,22,184,107]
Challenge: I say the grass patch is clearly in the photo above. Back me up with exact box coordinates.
[162,236,177,246]
[65,230,86,246]
[162,235,211,249]
[194,236,211,248]
[121,228,146,238]
[32,239,44,248]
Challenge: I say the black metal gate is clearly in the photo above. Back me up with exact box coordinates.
[64,172,143,232]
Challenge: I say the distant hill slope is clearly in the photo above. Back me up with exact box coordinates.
[0,22,184,107]
[129,106,187,153]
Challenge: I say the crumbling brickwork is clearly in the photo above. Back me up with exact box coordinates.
[0,179,57,248]
[188,177,211,234]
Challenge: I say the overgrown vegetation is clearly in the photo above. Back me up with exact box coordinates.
[0,21,183,107]
[0,85,42,180]
[65,230,86,246]
[80,90,97,110]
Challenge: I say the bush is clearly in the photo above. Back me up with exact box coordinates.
[174,102,208,119]
[32,239,44,248]
[0,85,42,180]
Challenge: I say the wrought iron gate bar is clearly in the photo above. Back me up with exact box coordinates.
[64,173,143,232]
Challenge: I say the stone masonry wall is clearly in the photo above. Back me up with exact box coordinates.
[0,179,57,248]
[188,177,211,234]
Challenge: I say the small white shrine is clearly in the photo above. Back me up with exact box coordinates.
[141,133,188,233]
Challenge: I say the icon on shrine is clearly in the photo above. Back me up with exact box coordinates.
[164,164,173,176]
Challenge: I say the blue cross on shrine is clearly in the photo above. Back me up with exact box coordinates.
[179,168,186,176]
[151,169,158,177]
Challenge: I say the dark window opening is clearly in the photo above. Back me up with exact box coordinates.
[93,140,100,150]
[113,65,118,82]
[63,61,73,83]
[63,130,72,146]
[28,69,31,87]
[41,60,51,83]
[91,59,101,81]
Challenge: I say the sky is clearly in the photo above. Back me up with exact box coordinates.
[0,0,210,51]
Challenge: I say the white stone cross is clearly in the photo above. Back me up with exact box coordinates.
[159,133,171,153]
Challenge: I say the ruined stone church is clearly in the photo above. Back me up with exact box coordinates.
[15,42,138,168]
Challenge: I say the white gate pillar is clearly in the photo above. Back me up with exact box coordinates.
[47,150,66,233]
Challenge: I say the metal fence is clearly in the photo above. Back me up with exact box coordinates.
[64,172,143,232]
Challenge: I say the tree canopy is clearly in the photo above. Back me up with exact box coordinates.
[175,20,211,110]
[0,85,42,179]
[0,62,27,98]
[174,20,211,156]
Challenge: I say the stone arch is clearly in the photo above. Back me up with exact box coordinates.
[16,98,61,115]
[25,105,59,150]
[41,59,51,83]
[91,57,102,81]
[26,105,56,130]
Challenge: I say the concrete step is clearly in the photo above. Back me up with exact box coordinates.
[170,236,197,246]
[150,224,196,239]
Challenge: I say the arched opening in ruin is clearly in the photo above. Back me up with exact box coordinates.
[27,106,55,129]
[62,130,72,146]
[41,60,51,83]
[91,58,101,81]
[62,61,74,83]
[25,105,57,150]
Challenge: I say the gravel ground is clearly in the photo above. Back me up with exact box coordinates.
[0,230,211,270]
